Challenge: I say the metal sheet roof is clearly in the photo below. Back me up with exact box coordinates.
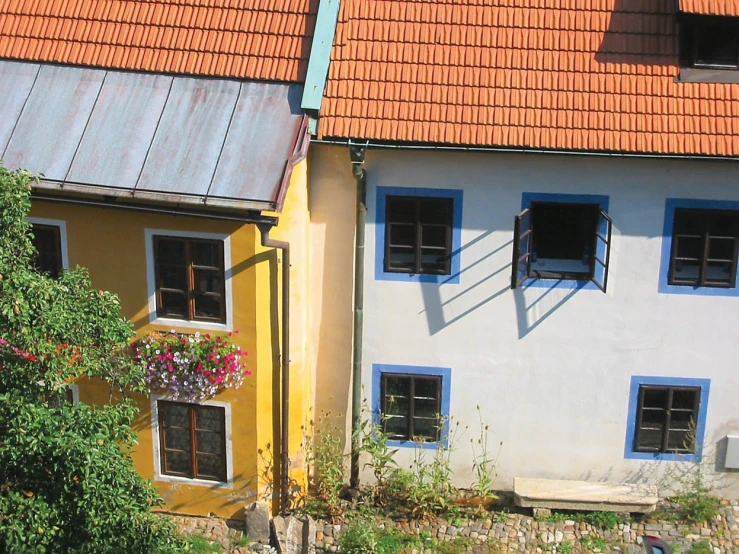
[0,60,308,211]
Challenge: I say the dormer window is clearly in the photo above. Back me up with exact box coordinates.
[679,15,739,80]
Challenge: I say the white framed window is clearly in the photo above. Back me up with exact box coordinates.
[150,395,234,488]
[27,217,69,277]
[145,229,233,331]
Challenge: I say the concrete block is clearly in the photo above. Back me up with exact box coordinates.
[245,501,271,543]
[514,478,658,513]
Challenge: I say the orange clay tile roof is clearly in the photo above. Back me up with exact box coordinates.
[678,0,739,16]
[319,0,739,157]
[0,0,318,83]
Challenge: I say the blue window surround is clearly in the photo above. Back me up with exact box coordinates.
[658,198,739,296]
[624,375,711,462]
[375,186,463,284]
[520,192,610,290]
[372,363,452,449]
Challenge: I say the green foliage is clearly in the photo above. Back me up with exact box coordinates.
[671,472,721,524]
[689,540,713,554]
[558,539,573,554]
[580,535,608,551]
[537,510,627,529]
[582,511,626,529]
[184,535,222,553]
[306,414,346,520]
[353,402,399,505]
[0,165,184,553]
[470,405,501,499]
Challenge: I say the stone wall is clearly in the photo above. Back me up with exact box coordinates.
[165,500,739,553]
[314,501,739,553]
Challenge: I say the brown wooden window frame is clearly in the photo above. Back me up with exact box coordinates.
[511,202,612,292]
[668,208,739,288]
[154,236,226,324]
[158,400,227,482]
[384,196,454,276]
[633,385,700,455]
[30,223,63,278]
[380,373,442,442]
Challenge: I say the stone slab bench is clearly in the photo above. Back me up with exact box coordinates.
[514,478,659,513]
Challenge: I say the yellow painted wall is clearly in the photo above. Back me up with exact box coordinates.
[307,145,357,448]
[28,159,312,518]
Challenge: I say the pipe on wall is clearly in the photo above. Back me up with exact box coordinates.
[348,143,367,487]
[258,223,291,515]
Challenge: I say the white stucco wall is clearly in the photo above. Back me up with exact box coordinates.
[311,144,739,498]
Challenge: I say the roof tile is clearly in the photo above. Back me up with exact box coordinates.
[320,0,739,157]
[0,0,318,82]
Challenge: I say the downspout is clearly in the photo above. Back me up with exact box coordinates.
[257,223,291,515]
[349,143,367,488]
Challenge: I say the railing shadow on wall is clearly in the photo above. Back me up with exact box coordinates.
[594,0,678,67]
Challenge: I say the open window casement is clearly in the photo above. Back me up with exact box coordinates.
[510,206,612,292]
[592,209,613,292]
[511,207,532,289]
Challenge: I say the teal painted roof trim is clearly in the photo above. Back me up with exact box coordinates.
[301,0,341,113]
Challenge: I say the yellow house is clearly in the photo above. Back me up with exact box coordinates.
[0,0,318,516]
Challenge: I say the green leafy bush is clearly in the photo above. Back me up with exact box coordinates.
[0,165,184,553]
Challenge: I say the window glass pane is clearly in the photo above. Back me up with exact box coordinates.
[414,378,439,401]
[641,388,667,409]
[164,428,191,452]
[667,430,693,452]
[386,248,415,271]
[419,198,451,225]
[196,431,223,455]
[669,409,695,432]
[31,225,62,278]
[671,389,698,411]
[159,291,188,317]
[162,403,190,428]
[675,236,702,260]
[197,407,224,432]
[384,376,409,398]
[705,261,732,284]
[194,269,221,294]
[157,239,186,265]
[383,415,408,439]
[196,454,225,481]
[193,294,222,319]
[420,225,447,248]
[420,248,448,273]
[192,242,221,268]
[412,417,438,441]
[389,223,415,247]
[159,265,187,290]
[695,25,739,67]
[387,198,416,224]
[636,428,664,451]
[413,399,439,421]
[164,450,191,476]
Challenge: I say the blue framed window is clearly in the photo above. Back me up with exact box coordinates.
[624,376,710,462]
[375,187,463,284]
[372,364,451,448]
[659,198,739,296]
[512,193,612,292]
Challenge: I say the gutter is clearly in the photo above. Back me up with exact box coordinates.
[348,142,367,488]
[31,192,278,226]
[312,138,739,163]
[257,223,291,515]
